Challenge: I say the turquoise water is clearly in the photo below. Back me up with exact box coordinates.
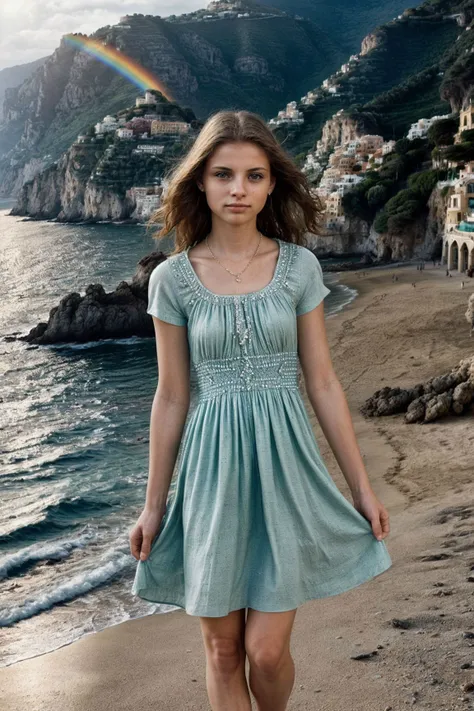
[0,207,356,667]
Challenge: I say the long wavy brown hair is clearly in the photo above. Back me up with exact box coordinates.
[147,110,323,256]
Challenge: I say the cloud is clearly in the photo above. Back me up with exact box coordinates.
[0,1,205,70]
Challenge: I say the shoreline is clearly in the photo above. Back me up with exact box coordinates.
[2,264,474,710]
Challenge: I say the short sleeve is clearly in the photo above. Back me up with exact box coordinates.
[147,259,187,326]
[295,248,331,316]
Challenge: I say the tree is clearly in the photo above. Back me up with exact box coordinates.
[367,184,388,208]
[379,189,424,234]
[427,116,458,146]
[395,137,411,155]
[408,170,440,200]
[460,128,474,143]
[443,142,474,163]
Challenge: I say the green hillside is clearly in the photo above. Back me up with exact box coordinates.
[258,0,413,52]
[273,14,460,155]
[167,15,342,116]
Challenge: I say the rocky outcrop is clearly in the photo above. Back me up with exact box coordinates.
[361,355,474,423]
[305,217,371,256]
[365,184,450,262]
[8,251,168,346]
[317,112,362,154]
[10,138,143,221]
[360,30,384,56]
[424,184,451,257]
[374,216,429,261]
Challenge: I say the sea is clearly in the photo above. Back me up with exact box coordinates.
[0,199,358,668]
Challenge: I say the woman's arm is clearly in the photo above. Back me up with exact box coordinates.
[297,303,390,540]
[130,315,191,562]
[144,315,191,513]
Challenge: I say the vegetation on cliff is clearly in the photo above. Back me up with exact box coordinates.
[342,134,450,235]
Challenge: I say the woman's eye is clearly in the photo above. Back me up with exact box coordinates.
[214,172,264,180]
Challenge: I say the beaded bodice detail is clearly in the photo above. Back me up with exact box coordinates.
[167,239,301,402]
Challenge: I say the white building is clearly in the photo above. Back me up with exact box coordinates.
[334,174,365,196]
[302,153,323,175]
[407,114,452,140]
[136,90,158,107]
[95,115,118,134]
[133,144,165,155]
[117,128,133,139]
[269,102,304,126]
[382,140,396,155]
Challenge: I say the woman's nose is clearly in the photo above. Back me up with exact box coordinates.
[230,183,246,195]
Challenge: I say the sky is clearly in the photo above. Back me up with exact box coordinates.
[0,0,207,71]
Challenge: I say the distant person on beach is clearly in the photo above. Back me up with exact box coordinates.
[129,110,391,711]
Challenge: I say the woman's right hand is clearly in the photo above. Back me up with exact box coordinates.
[129,505,166,562]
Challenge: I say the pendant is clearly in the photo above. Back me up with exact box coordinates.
[235,275,242,282]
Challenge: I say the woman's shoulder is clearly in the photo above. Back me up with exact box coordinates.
[147,253,189,325]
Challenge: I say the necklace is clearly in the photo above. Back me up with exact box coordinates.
[205,232,263,283]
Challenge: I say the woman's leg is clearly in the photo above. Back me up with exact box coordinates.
[245,608,298,711]
[199,608,252,711]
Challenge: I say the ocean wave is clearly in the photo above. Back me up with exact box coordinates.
[0,496,119,546]
[0,530,97,580]
[0,551,131,626]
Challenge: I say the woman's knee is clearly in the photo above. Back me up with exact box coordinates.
[245,608,296,676]
[245,641,288,677]
[205,636,245,674]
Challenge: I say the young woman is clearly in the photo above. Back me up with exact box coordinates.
[129,110,392,710]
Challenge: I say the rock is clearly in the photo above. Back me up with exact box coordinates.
[390,618,412,629]
[12,250,168,345]
[361,356,474,423]
[350,650,378,660]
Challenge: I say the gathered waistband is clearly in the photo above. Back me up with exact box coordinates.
[191,351,300,401]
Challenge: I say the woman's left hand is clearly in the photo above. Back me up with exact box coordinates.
[352,487,390,541]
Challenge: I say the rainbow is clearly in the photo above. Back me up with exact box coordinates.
[64,34,174,100]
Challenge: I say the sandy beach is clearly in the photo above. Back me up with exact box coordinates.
[2,263,474,711]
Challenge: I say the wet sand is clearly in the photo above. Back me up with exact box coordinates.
[2,263,474,710]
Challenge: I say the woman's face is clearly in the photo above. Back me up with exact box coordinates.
[199,141,276,227]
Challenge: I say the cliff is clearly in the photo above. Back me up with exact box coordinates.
[360,31,384,56]
[316,110,381,154]
[11,139,160,222]
[0,10,343,196]
[304,181,450,262]
[362,185,450,261]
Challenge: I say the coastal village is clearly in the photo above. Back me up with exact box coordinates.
[83,85,474,271]
[302,112,449,229]
[75,89,194,219]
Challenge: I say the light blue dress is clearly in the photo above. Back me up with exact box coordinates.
[132,237,392,616]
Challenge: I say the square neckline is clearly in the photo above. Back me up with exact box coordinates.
[183,237,284,299]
